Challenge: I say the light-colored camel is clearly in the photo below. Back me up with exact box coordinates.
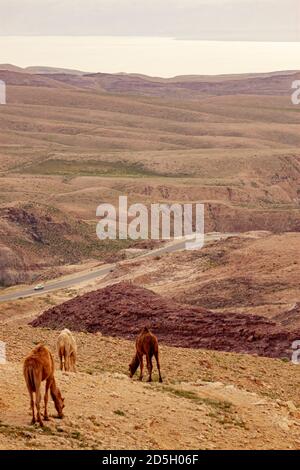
[57,328,77,372]
[23,344,64,427]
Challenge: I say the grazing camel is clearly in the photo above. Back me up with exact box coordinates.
[129,327,163,383]
[57,329,77,372]
[23,344,64,426]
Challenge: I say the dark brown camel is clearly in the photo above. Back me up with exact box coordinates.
[129,327,163,383]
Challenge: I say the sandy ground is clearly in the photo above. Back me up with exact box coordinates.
[1,323,300,450]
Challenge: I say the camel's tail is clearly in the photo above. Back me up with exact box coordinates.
[24,365,37,393]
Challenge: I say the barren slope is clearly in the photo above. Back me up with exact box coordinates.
[107,232,300,319]
[0,68,299,284]
[1,323,300,450]
[0,202,136,286]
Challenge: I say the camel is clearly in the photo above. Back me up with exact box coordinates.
[23,344,64,426]
[129,327,163,383]
[57,328,77,372]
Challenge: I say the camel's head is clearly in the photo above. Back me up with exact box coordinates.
[128,361,134,378]
[129,355,139,378]
[53,388,65,418]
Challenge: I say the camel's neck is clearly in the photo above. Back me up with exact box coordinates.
[131,353,140,375]
[50,377,59,399]
[50,377,62,414]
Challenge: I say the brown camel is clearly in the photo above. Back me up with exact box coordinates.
[129,327,163,383]
[23,344,64,426]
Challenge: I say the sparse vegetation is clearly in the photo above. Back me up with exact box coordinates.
[19,159,160,179]
[114,410,126,417]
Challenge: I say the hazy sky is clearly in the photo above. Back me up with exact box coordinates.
[1,37,300,76]
[0,0,299,40]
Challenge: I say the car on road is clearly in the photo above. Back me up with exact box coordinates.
[34,284,45,291]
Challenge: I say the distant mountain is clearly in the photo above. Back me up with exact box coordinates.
[0,65,299,98]
[25,66,86,76]
[0,64,25,73]
[0,64,299,80]
[0,64,86,75]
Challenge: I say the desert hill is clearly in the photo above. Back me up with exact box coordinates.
[1,65,299,97]
[0,64,86,75]
[0,202,133,286]
[30,280,300,359]
[0,65,299,294]
[104,232,299,318]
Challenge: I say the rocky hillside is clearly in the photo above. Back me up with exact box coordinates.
[0,202,127,286]
[31,281,300,359]
[106,232,300,319]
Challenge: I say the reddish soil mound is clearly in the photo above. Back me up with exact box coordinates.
[31,282,300,358]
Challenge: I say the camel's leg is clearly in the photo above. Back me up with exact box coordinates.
[65,354,70,372]
[62,351,66,371]
[138,353,144,381]
[69,354,73,372]
[59,350,64,371]
[71,353,77,372]
[154,351,163,383]
[35,385,43,427]
[146,354,153,382]
[63,349,70,372]
[43,378,51,421]
[29,391,36,425]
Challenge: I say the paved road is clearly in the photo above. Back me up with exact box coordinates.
[0,233,236,303]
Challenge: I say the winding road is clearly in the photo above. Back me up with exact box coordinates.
[0,233,236,303]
